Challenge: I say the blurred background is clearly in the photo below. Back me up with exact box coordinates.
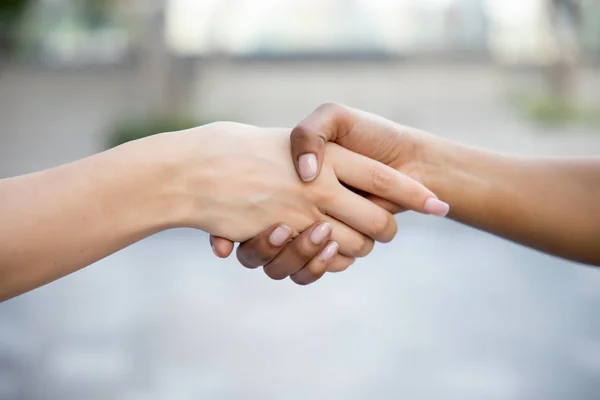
[1,0,600,399]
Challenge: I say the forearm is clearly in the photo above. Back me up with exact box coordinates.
[416,133,600,265]
[0,135,185,301]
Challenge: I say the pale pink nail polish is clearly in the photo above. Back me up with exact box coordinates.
[424,197,450,217]
[269,225,292,246]
[319,241,338,262]
[310,223,331,245]
[298,153,318,182]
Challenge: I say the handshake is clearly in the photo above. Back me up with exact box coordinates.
[3,102,597,301]
[185,103,450,285]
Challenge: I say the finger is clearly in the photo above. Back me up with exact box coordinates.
[291,103,358,182]
[323,185,398,243]
[210,235,235,258]
[236,224,292,269]
[326,253,355,273]
[263,221,333,280]
[328,144,449,216]
[290,241,339,285]
[325,217,374,258]
[367,195,407,214]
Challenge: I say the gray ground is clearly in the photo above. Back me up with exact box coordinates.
[1,62,600,399]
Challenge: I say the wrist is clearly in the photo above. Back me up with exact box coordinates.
[410,128,500,223]
[119,131,210,232]
[150,124,236,232]
[403,128,461,202]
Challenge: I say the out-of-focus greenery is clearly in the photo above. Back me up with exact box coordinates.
[0,0,32,58]
[107,115,225,149]
[0,0,30,20]
[78,0,118,29]
[511,94,600,128]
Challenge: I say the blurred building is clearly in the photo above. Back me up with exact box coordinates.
[1,0,599,175]
[11,0,600,68]
[165,0,491,57]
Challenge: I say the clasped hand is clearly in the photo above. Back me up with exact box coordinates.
[171,115,446,285]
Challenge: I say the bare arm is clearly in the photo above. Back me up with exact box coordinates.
[418,134,600,265]
[0,136,183,301]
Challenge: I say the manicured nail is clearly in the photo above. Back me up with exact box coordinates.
[298,153,318,182]
[424,197,450,217]
[269,225,292,246]
[319,241,338,262]
[211,244,218,257]
[310,222,331,245]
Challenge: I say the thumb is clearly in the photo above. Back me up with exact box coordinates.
[209,235,235,258]
[290,103,356,182]
[290,125,325,182]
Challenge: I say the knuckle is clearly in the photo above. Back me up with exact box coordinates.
[306,262,327,280]
[317,103,352,131]
[290,124,311,142]
[236,246,267,269]
[342,236,373,258]
[263,264,288,281]
[371,166,394,193]
[296,242,321,259]
[236,252,256,269]
[317,102,344,115]
[366,212,392,239]
[316,189,337,206]
[356,237,375,257]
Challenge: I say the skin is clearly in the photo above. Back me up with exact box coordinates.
[220,103,600,280]
[0,121,441,301]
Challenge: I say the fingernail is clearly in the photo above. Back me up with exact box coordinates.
[298,153,318,182]
[310,222,332,245]
[269,225,292,246]
[211,244,218,256]
[424,197,450,217]
[319,241,338,262]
